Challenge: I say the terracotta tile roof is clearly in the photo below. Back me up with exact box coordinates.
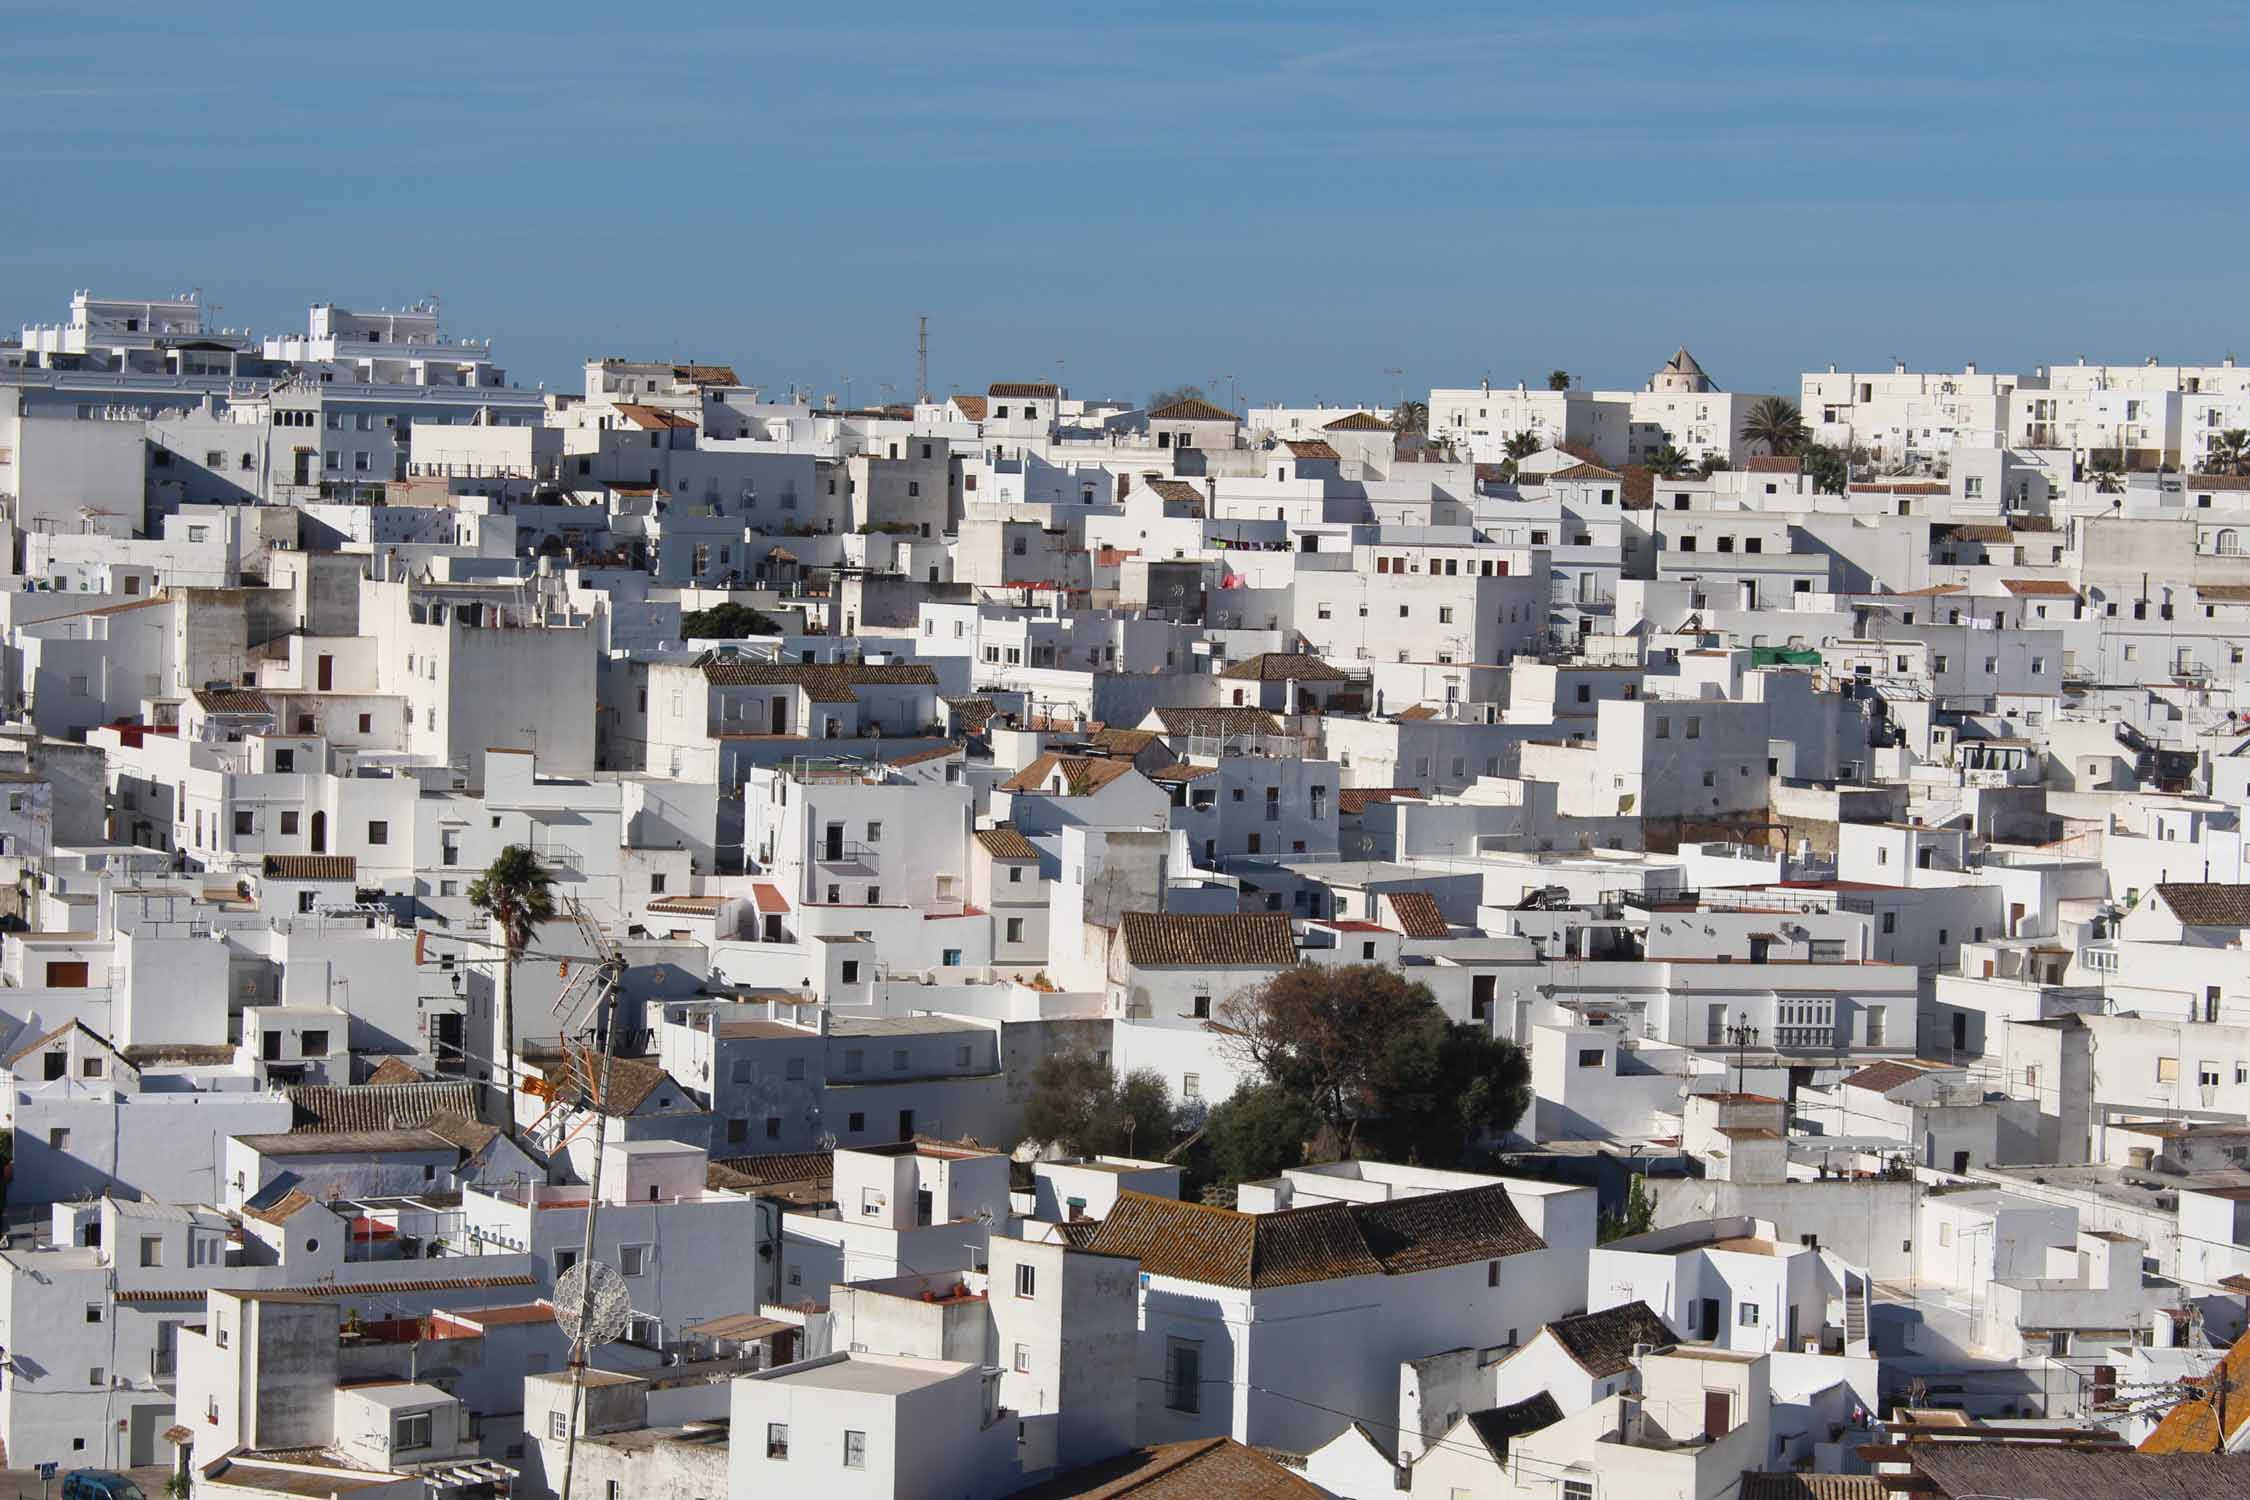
[1546,1300,1677,1377]
[670,364,739,386]
[1396,704,1438,721]
[711,1149,835,1189]
[701,660,938,701]
[1149,398,1237,422]
[1945,523,2016,542]
[1005,1436,1326,1500]
[2001,577,2077,596]
[1000,753,1144,797]
[945,696,997,731]
[2154,883,2250,926]
[751,883,790,914]
[2140,1336,2250,1452]
[1143,478,1206,510]
[647,896,729,915]
[1083,1184,1543,1289]
[1119,912,1297,969]
[1322,411,1392,432]
[989,382,1060,399]
[1548,461,1622,481]
[2196,585,2250,603]
[1849,481,1947,495]
[1464,1392,1562,1460]
[612,403,697,431]
[1148,763,1218,784]
[120,1273,538,1304]
[1219,652,1348,683]
[363,1058,425,1087]
[1090,727,1159,755]
[288,1082,481,1134]
[194,688,273,715]
[1740,1477,1886,1500]
[1840,1059,1940,1093]
[1283,439,1341,461]
[885,740,964,767]
[1922,1447,2228,1497]
[2186,474,2250,491]
[262,854,357,882]
[950,395,989,420]
[1094,546,1139,566]
[1338,787,1423,815]
[976,827,1041,861]
[420,1110,501,1156]
[1151,707,1284,737]
[1384,890,1449,939]
[555,1047,685,1117]
[1744,455,1802,474]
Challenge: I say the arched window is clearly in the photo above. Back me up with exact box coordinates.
[2218,529,2241,556]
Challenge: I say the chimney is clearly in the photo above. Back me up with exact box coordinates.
[1618,1394,1647,1445]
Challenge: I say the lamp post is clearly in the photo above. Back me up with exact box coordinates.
[1725,1013,1760,1094]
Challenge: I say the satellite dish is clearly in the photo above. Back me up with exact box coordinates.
[553,1260,632,1346]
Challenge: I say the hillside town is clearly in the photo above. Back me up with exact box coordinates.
[0,287,2247,1500]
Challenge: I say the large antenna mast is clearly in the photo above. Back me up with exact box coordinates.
[916,315,929,403]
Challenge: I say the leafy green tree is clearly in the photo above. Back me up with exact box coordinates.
[468,846,557,1120]
[1802,443,1851,496]
[1218,964,1531,1162]
[1698,454,1730,477]
[1202,1082,1321,1189]
[1146,384,1208,411]
[682,602,781,639]
[2205,429,2250,476]
[1649,443,1692,478]
[1021,1050,1174,1159]
[1546,370,1572,391]
[1740,396,1810,456]
[1599,1175,1657,1242]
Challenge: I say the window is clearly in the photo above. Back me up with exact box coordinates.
[86,1302,103,1324]
[848,1111,865,1132]
[140,1235,164,1268]
[1563,1481,1594,1500]
[1183,1072,1202,1100]
[1015,1263,1037,1299]
[1165,1338,1202,1413]
[1577,1048,1604,1068]
[549,1411,568,1441]
[302,1029,329,1057]
[367,820,388,845]
[394,1412,432,1451]
[1013,1343,1031,1373]
[1739,1302,1761,1326]
[766,1423,790,1460]
[2158,1057,2180,1084]
[620,1244,650,1277]
[843,1430,866,1470]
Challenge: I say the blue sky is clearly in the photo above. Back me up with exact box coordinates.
[8,2,2248,406]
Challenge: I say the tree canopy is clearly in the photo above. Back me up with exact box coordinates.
[1740,396,1810,456]
[682,601,783,639]
[1217,963,1531,1165]
[1546,370,1572,391]
[1021,1049,1174,1159]
[1201,1083,1322,1189]
[1147,384,1209,411]
[1801,443,1850,496]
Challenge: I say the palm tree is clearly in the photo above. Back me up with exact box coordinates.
[1390,399,1429,435]
[1503,430,1542,462]
[1649,443,1692,478]
[468,845,557,1122]
[1740,397,1810,456]
[2090,455,2125,495]
[1546,370,1572,392]
[2204,428,2250,476]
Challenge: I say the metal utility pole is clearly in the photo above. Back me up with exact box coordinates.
[554,902,629,1500]
[916,315,930,403]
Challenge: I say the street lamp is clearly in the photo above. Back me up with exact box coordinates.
[1724,1013,1760,1093]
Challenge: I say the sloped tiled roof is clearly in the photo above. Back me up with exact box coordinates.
[989,382,1060,399]
[1322,410,1392,432]
[1744,455,1802,474]
[612,403,697,431]
[1000,754,1142,797]
[701,660,938,702]
[241,1189,318,1227]
[945,696,996,731]
[1004,1436,1326,1500]
[1545,1300,1677,1377]
[1840,1059,1939,1094]
[671,364,739,386]
[711,1150,835,1189]
[1547,461,1622,482]
[1143,478,1206,509]
[287,1081,480,1134]
[193,688,273,715]
[950,395,989,421]
[363,1058,426,1087]
[421,1110,501,1157]
[1283,439,1341,461]
[1463,1392,1563,1461]
[1082,1185,1543,1289]
[1337,787,1423,815]
[1384,890,1449,940]
[1740,1477,1886,1500]
[1151,707,1284,737]
[2141,1336,2250,1453]
[554,1047,683,1117]
[2001,577,2077,596]
[1090,728,1159,756]
[976,827,1041,861]
[1921,1447,2230,1498]
[2155,883,2250,926]
[1149,398,1237,422]
[1219,652,1349,683]
[261,854,356,882]
[1119,912,1296,969]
